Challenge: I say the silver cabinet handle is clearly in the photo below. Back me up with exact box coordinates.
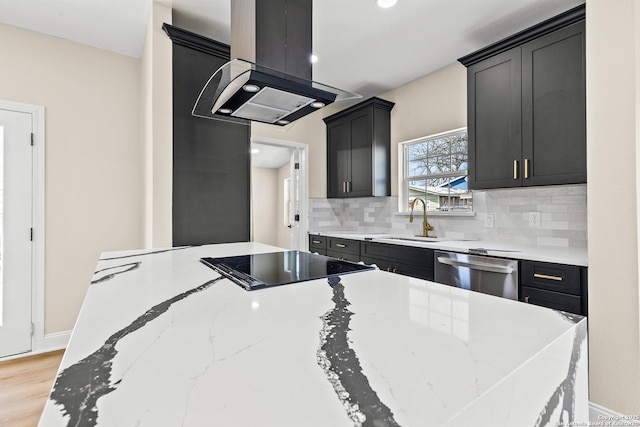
[513,160,518,180]
[524,158,530,179]
[524,296,530,303]
[336,243,347,248]
[346,181,351,193]
[312,240,321,244]
[342,181,347,193]
[437,257,514,274]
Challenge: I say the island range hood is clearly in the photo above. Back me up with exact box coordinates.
[192,0,360,126]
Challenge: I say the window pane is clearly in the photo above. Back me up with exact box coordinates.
[427,155,451,174]
[451,152,468,171]
[404,129,471,212]
[428,138,450,156]
[407,143,428,162]
[408,158,428,176]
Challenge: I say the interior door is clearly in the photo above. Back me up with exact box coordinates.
[0,108,33,357]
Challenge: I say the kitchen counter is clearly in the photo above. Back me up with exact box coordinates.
[310,231,588,266]
[39,243,588,426]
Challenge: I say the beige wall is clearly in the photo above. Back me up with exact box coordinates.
[381,64,467,195]
[586,0,640,414]
[251,167,278,246]
[0,24,144,333]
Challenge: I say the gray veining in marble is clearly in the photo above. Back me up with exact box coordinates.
[49,276,224,426]
[317,276,399,427]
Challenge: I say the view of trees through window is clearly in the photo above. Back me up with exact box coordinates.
[403,129,472,212]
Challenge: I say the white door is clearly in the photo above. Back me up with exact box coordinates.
[0,109,33,357]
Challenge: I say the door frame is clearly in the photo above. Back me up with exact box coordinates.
[250,136,309,251]
[0,100,46,357]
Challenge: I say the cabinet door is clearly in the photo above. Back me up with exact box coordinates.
[347,110,374,197]
[309,235,327,255]
[326,119,350,198]
[522,21,586,186]
[521,286,583,315]
[467,48,522,189]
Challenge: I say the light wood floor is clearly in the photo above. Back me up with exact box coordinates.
[0,350,64,427]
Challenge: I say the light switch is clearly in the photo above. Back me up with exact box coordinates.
[485,213,495,228]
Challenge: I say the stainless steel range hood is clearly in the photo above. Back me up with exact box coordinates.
[192,0,360,126]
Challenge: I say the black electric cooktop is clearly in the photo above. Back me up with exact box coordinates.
[200,251,374,291]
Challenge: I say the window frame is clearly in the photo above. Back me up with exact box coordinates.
[397,127,473,215]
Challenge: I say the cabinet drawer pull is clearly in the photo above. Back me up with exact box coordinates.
[346,181,351,193]
[513,160,518,180]
[336,243,347,248]
[342,181,346,193]
[524,158,530,179]
[524,296,530,303]
[533,273,563,281]
[312,240,321,244]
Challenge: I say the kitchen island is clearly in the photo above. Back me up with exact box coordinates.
[39,242,588,426]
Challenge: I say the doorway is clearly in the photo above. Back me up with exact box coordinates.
[0,108,33,358]
[250,138,309,250]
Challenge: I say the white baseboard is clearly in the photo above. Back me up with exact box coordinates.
[590,401,640,425]
[42,330,71,351]
[0,330,71,362]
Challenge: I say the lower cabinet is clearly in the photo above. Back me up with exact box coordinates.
[326,237,361,262]
[309,236,589,316]
[361,241,434,281]
[307,236,434,281]
[520,260,588,316]
[309,235,327,255]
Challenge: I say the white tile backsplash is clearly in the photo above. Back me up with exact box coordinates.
[309,184,587,248]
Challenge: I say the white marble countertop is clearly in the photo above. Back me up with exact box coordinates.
[310,231,588,266]
[39,243,588,427]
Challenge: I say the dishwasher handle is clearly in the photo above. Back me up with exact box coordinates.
[436,257,514,274]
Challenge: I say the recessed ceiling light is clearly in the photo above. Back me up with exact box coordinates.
[310,54,318,63]
[218,108,233,114]
[277,120,290,125]
[243,84,260,93]
[310,101,325,109]
[377,0,397,8]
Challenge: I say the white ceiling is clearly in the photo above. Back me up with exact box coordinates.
[251,142,293,169]
[0,0,583,99]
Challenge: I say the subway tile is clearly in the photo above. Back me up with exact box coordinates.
[537,237,570,247]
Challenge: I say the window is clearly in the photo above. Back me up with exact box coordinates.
[400,128,472,213]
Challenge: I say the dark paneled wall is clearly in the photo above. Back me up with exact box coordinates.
[167,25,251,246]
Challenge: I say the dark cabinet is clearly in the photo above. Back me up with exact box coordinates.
[324,97,394,198]
[460,5,585,190]
[309,235,327,255]
[521,21,586,186]
[361,241,434,281]
[164,24,251,246]
[466,49,522,189]
[326,237,361,262]
[520,260,588,316]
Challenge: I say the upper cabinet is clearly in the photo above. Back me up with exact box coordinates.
[459,5,586,190]
[324,97,395,198]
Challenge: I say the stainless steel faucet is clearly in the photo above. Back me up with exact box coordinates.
[409,198,435,238]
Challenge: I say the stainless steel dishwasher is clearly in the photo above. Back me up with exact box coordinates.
[434,251,518,300]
